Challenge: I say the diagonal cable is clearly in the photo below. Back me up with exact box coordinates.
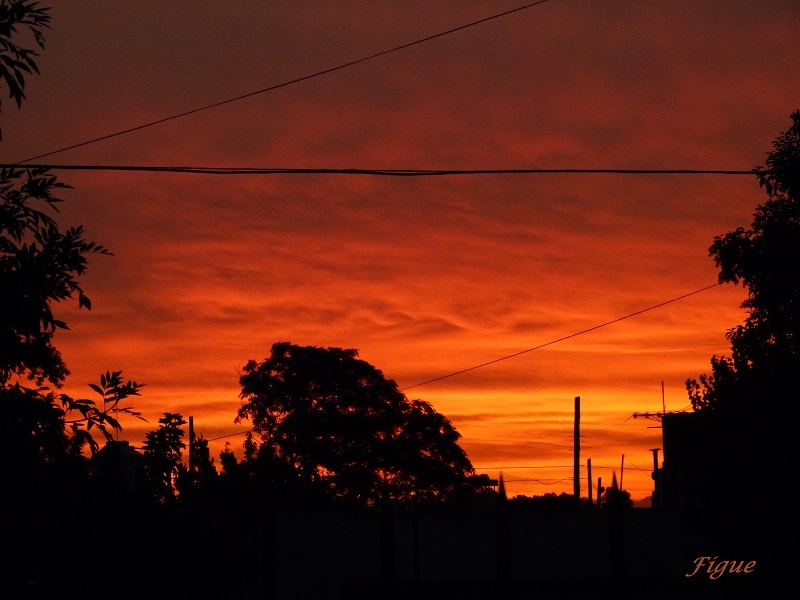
[401,282,723,391]
[16,0,551,164]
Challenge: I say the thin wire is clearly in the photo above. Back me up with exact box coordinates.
[15,0,551,164]
[196,285,722,443]
[206,430,252,442]
[0,163,761,177]
[401,282,723,391]
[476,465,579,469]
[504,478,571,484]
[621,459,650,474]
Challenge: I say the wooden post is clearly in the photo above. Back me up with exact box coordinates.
[574,396,580,500]
[587,458,593,504]
[597,477,602,508]
[188,415,195,474]
[620,454,625,491]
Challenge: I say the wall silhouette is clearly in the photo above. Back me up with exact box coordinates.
[255,506,764,600]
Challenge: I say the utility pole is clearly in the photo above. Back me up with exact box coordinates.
[188,415,195,474]
[587,458,593,504]
[574,396,580,500]
[620,454,625,491]
[596,477,603,508]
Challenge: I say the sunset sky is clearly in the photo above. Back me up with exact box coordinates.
[4,1,800,503]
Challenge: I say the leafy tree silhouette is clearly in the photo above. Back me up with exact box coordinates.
[684,112,799,593]
[177,432,220,504]
[235,342,487,508]
[1,2,143,512]
[62,369,145,453]
[686,113,799,488]
[599,473,633,510]
[219,440,238,476]
[687,111,800,417]
[0,0,49,141]
[190,433,218,481]
[142,412,187,504]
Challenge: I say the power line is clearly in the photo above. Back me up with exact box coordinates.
[1,164,762,177]
[206,430,252,442]
[477,465,648,471]
[476,465,580,469]
[401,282,723,391]
[503,477,572,485]
[199,283,723,442]
[15,0,551,164]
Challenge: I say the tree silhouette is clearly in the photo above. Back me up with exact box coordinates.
[600,473,633,510]
[0,1,103,386]
[684,113,798,585]
[508,492,595,510]
[61,369,145,454]
[1,8,154,594]
[687,112,800,416]
[190,434,218,482]
[177,432,220,504]
[686,112,799,471]
[219,440,238,476]
[142,412,187,504]
[235,342,485,508]
[0,0,50,141]
[1,2,143,501]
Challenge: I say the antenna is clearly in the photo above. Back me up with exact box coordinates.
[630,381,668,428]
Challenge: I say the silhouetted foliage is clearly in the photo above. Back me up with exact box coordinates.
[142,412,187,503]
[219,440,238,476]
[687,111,800,416]
[2,6,246,596]
[191,434,218,481]
[0,1,105,387]
[61,369,145,454]
[684,113,798,573]
[508,492,595,510]
[600,474,633,510]
[243,428,258,461]
[235,342,486,508]
[178,432,220,504]
[1,3,146,509]
[0,0,50,140]
[0,166,110,385]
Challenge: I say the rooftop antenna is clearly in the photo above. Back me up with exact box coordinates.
[630,381,668,428]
